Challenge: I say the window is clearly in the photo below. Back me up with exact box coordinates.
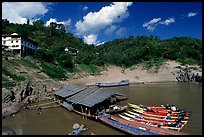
[11,41,13,43]
[16,40,18,43]
[12,45,15,47]
[3,41,6,44]
[16,45,19,47]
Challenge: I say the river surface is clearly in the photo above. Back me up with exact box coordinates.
[2,82,202,135]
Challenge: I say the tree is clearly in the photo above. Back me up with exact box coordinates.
[33,20,44,30]
[58,53,73,68]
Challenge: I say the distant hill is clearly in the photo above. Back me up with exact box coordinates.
[2,19,202,89]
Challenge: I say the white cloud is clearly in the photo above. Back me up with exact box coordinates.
[188,12,197,17]
[2,2,50,24]
[75,2,133,38]
[104,25,118,36]
[83,6,88,11]
[45,18,71,32]
[83,34,98,45]
[143,17,175,31]
[96,41,106,46]
[143,18,161,31]
[160,17,175,25]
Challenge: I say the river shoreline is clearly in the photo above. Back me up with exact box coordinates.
[60,60,202,86]
[2,61,202,120]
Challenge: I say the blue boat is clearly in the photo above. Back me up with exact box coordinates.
[96,80,129,87]
[98,115,157,135]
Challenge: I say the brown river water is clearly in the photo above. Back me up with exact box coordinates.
[2,82,202,135]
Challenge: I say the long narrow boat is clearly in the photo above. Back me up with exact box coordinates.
[131,107,189,120]
[123,112,186,130]
[128,103,190,116]
[110,115,188,135]
[127,110,188,120]
[129,103,189,117]
[132,108,189,121]
[124,112,187,124]
[119,114,185,132]
[98,115,157,135]
[96,80,129,87]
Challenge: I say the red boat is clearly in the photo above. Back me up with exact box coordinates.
[129,103,190,117]
[125,111,187,124]
[123,112,187,125]
[109,115,188,135]
[133,107,189,117]
[142,105,190,116]
[132,108,190,123]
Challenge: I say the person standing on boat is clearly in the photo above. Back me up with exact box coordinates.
[165,113,171,120]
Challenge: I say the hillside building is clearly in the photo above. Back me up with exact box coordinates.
[2,33,38,57]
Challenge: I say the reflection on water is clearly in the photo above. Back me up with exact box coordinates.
[2,82,202,135]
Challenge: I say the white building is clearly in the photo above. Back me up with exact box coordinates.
[2,33,38,56]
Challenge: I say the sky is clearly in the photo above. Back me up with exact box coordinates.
[2,2,202,45]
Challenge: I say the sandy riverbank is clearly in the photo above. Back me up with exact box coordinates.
[60,60,191,86]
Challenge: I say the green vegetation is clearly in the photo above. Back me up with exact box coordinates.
[40,62,67,80]
[2,19,202,88]
[2,75,16,89]
[2,67,26,81]
[19,57,40,69]
[78,64,101,75]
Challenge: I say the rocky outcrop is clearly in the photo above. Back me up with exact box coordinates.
[2,80,63,119]
[174,65,202,82]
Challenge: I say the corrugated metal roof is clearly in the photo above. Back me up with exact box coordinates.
[66,88,117,107]
[54,85,86,98]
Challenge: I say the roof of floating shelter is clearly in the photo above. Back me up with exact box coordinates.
[54,85,121,107]
[54,85,87,98]
[66,88,117,107]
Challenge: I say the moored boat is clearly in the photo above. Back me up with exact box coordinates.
[98,115,157,135]
[119,114,185,132]
[129,103,190,117]
[108,115,188,135]
[127,110,188,121]
[96,80,129,87]
[132,108,189,120]
[128,103,190,117]
[124,111,187,124]
[123,112,186,130]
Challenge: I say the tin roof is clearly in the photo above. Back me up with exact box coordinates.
[54,85,87,98]
[66,88,116,107]
[54,85,118,107]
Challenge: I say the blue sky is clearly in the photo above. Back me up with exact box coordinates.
[2,2,202,45]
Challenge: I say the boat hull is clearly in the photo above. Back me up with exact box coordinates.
[98,115,157,135]
[96,80,129,87]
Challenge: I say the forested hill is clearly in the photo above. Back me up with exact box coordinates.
[2,19,202,83]
[95,35,202,67]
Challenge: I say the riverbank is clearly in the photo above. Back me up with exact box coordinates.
[60,60,202,86]
[2,60,201,120]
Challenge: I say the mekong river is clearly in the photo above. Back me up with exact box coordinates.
[2,82,202,135]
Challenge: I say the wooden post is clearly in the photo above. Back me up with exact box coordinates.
[81,105,84,119]
[88,109,91,116]
[85,108,87,120]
